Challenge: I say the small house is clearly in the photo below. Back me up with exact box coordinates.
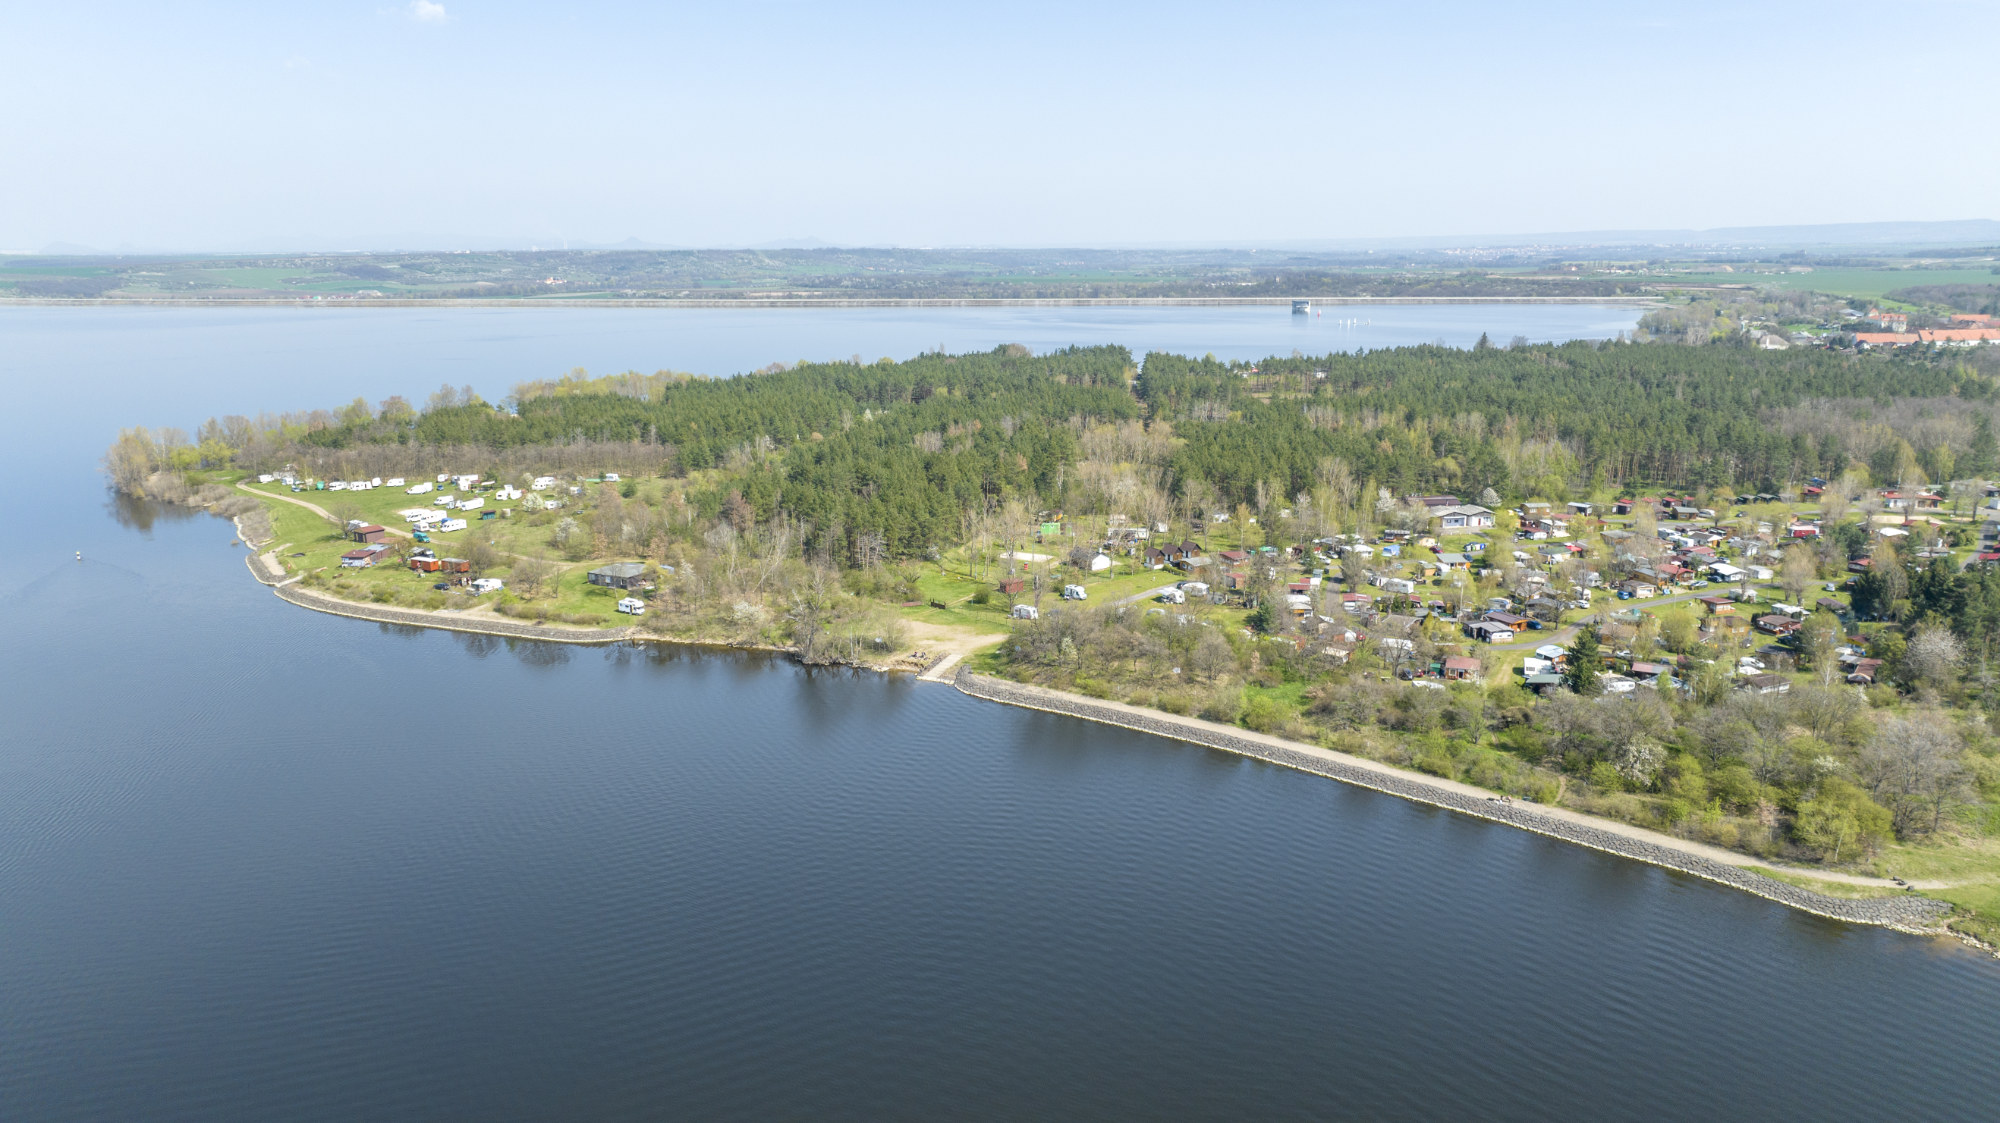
[587,562,652,590]
[998,578,1026,596]
[1442,656,1481,681]
[440,558,472,574]
[351,524,388,544]
[1428,504,1495,531]
[1629,661,1668,686]
[1741,673,1791,695]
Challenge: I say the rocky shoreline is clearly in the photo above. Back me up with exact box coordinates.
[952,670,1957,936]
[238,548,1966,944]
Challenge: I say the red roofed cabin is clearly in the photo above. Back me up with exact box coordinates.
[998,578,1026,596]
[351,524,388,544]
[1441,656,1481,681]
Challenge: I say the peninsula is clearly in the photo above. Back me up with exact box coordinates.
[110,332,2000,949]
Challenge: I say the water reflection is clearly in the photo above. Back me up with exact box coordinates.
[102,488,204,535]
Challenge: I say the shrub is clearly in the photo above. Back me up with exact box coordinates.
[1242,695,1289,733]
[1198,688,1244,724]
[1588,760,1626,793]
[1157,692,1196,716]
[1415,749,1458,779]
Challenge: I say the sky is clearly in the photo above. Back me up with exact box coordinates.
[3,0,1995,252]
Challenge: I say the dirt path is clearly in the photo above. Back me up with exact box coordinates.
[901,619,1008,682]
[240,481,418,538]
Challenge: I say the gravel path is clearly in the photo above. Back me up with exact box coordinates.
[952,670,1955,934]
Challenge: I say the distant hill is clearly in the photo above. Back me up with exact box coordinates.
[1281,220,2000,253]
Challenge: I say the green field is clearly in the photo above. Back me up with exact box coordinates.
[1664,267,1999,303]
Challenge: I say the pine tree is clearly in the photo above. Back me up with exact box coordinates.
[1565,622,1604,696]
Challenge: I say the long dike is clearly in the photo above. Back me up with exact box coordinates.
[952,670,1955,935]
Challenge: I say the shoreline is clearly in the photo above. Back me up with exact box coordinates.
[7,295,1660,310]
[949,670,1963,939]
[240,548,1977,948]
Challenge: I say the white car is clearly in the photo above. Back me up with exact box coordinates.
[617,597,647,615]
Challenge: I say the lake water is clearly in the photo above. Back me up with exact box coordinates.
[4,305,1999,1121]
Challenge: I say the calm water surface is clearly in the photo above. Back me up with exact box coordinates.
[3,306,1998,1121]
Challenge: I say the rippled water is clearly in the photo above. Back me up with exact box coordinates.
[3,306,1998,1121]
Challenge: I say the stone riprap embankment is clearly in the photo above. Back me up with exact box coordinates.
[954,671,1953,935]
[275,583,637,645]
[245,551,288,585]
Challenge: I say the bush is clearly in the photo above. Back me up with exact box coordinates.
[1588,760,1626,793]
[1157,692,1196,716]
[1415,748,1458,779]
[1496,724,1549,762]
[1242,695,1290,733]
[970,589,991,605]
[1198,688,1244,724]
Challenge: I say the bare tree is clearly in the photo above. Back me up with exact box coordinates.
[1780,543,1817,604]
[512,557,557,598]
[1859,712,1971,837]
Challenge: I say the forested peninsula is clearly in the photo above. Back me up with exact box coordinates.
[109,339,2000,948]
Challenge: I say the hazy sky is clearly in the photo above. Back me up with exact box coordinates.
[4,0,1994,252]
